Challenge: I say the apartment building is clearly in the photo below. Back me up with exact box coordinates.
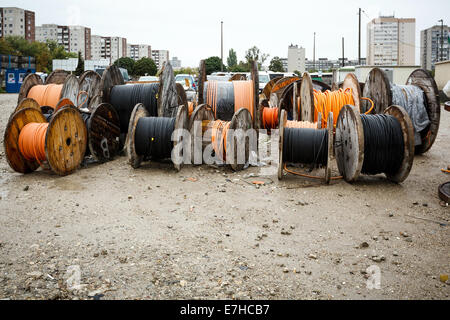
[36,24,91,59]
[170,56,181,68]
[151,50,169,69]
[287,44,306,73]
[0,7,35,41]
[367,16,416,66]
[421,24,450,70]
[127,44,152,61]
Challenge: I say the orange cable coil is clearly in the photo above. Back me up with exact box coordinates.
[27,84,63,109]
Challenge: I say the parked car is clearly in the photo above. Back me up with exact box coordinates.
[175,74,197,91]
[259,72,270,93]
[138,76,159,82]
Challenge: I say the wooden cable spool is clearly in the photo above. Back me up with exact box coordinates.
[278,110,333,184]
[189,104,253,171]
[126,104,188,171]
[18,71,79,110]
[363,68,440,154]
[4,106,87,176]
[335,105,415,183]
[79,70,102,111]
[198,60,259,130]
[300,72,362,123]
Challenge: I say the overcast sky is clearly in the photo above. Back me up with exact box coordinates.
[4,0,450,67]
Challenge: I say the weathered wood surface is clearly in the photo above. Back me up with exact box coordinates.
[230,74,247,81]
[4,108,46,174]
[363,68,392,114]
[342,73,362,111]
[176,83,188,109]
[384,105,415,183]
[198,60,207,105]
[335,105,364,182]
[87,103,121,163]
[439,182,450,203]
[126,104,149,169]
[46,106,87,176]
[189,104,214,164]
[15,98,41,114]
[79,71,102,108]
[45,70,69,85]
[158,62,179,118]
[60,74,80,106]
[406,69,441,154]
[18,74,42,104]
[300,73,315,122]
[278,110,287,180]
[228,108,253,172]
[325,112,334,184]
[173,105,188,171]
[251,61,260,130]
[100,65,124,103]
[263,77,282,100]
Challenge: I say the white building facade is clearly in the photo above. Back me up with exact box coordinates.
[287,45,305,73]
[421,25,450,70]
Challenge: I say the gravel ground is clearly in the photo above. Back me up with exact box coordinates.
[0,93,449,300]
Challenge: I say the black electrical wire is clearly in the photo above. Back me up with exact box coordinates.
[204,82,235,121]
[80,111,92,157]
[110,83,159,133]
[360,114,405,175]
[283,128,328,166]
[134,117,175,160]
[41,106,53,122]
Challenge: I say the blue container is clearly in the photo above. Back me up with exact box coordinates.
[6,68,36,93]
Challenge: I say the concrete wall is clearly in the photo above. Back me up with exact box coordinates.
[435,60,450,90]
[354,65,420,85]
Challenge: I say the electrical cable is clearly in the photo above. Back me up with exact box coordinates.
[283,127,328,166]
[110,83,159,133]
[18,122,49,164]
[360,114,405,175]
[27,84,63,109]
[134,117,175,160]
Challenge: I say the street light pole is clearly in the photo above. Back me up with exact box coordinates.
[313,32,316,71]
[221,21,224,72]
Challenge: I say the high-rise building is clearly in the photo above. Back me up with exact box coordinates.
[421,25,450,70]
[36,24,91,59]
[127,44,152,61]
[0,7,35,41]
[90,35,102,61]
[101,37,127,63]
[287,44,305,73]
[152,50,169,69]
[367,15,415,66]
[170,57,181,69]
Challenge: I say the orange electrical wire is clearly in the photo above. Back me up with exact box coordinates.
[27,84,63,109]
[18,122,49,164]
[206,80,254,119]
[286,121,318,129]
[210,120,231,160]
[77,91,89,109]
[188,101,195,118]
[262,107,279,129]
[284,164,343,180]
[233,80,254,118]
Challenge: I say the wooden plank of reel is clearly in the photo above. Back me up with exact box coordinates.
[60,75,80,108]
[342,73,362,111]
[100,65,124,104]
[251,61,260,130]
[4,106,87,176]
[188,104,214,165]
[45,70,69,85]
[86,103,121,163]
[158,62,180,118]
[176,83,188,109]
[79,70,102,111]
[278,110,333,184]
[126,104,188,171]
[18,73,42,104]
[227,108,253,172]
[362,67,392,114]
[197,60,207,105]
[14,98,41,114]
[335,105,414,183]
[300,72,315,122]
[406,69,441,155]
[262,77,282,101]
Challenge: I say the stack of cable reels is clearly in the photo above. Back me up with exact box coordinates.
[335,105,415,183]
[300,72,362,125]
[126,104,188,171]
[197,60,259,130]
[278,110,334,184]
[18,70,79,112]
[4,105,87,176]
[189,104,254,172]
[100,63,180,139]
[363,68,441,154]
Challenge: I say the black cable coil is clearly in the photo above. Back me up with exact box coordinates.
[110,84,159,133]
[360,114,405,175]
[203,82,235,121]
[135,117,175,160]
[283,128,328,166]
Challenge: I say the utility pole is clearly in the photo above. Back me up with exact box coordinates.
[220,21,224,72]
[358,8,362,65]
[439,19,444,62]
[342,37,345,67]
[313,32,316,70]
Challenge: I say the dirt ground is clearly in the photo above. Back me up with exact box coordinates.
[0,93,448,300]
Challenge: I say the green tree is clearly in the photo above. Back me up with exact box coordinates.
[114,57,135,76]
[204,56,226,75]
[174,67,198,76]
[227,49,237,69]
[293,70,302,77]
[0,38,17,55]
[269,56,284,72]
[75,51,84,76]
[133,57,157,76]
[245,46,269,71]
[229,61,250,73]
